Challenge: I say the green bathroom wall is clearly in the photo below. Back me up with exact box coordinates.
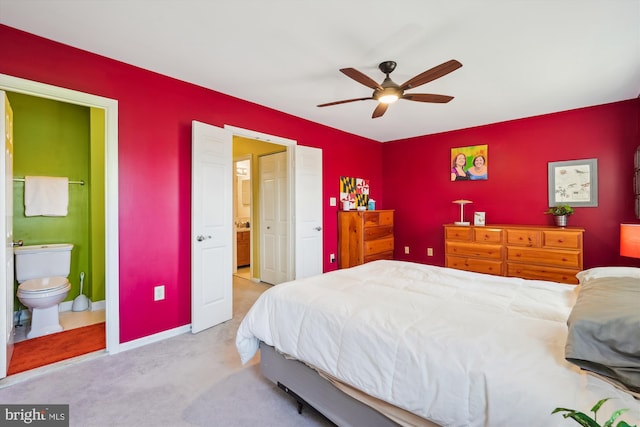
[232,136,286,279]
[8,92,105,305]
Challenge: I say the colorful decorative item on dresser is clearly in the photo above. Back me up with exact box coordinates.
[340,176,369,210]
[473,211,486,226]
[450,145,488,181]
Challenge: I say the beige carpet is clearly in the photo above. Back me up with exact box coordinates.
[0,277,334,427]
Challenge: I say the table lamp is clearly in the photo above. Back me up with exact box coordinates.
[620,223,640,258]
[452,200,473,225]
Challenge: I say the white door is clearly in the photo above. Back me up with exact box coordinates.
[0,91,14,379]
[294,145,323,279]
[260,151,289,285]
[191,121,232,333]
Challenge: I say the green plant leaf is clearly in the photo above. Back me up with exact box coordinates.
[603,409,629,427]
[553,407,576,414]
[565,412,602,427]
[592,398,611,413]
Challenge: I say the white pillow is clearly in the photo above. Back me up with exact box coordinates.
[576,267,640,285]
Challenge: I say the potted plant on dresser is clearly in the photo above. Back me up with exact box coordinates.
[545,204,574,226]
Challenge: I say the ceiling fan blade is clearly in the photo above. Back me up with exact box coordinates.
[340,68,383,90]
[400,59,462,90]
[402,93,454,103]
[317,97,373,107]
[372,103,389,118]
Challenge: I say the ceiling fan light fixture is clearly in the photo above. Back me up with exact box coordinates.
[376,84,401,104]
[378,94,399,104]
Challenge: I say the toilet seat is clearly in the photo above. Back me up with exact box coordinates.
[18,276,70,295]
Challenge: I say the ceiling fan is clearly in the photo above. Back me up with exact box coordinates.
[317,59,462,118]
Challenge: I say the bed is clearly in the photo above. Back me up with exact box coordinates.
[236,260,640,426]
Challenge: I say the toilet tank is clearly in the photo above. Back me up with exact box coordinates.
[14,243,74,283]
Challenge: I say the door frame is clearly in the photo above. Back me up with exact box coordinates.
[0,74,121,355]
[225,125,296,281]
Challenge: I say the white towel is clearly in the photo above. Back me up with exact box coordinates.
[24,176,69,217]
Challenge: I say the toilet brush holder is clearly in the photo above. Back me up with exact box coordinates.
[72,271,89,312]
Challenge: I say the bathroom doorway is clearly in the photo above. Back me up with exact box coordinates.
[233,156,252,281]
[0,74,120,379]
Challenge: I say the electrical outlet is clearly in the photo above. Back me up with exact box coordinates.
[329,197,337,207]
[427,248,433,257]
[404,246,410,254]
[154,285,165,301]
[330,253,335,263]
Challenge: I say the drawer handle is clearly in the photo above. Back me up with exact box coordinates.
[557,239,564,243]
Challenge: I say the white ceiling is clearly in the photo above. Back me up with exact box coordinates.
[1,1,638,142]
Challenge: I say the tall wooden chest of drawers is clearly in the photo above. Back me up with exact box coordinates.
[338,210,394,269]
[444,224,584,284]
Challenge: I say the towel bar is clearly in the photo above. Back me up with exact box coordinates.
[13,177,85,185]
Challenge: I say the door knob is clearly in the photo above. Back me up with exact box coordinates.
[314,226,322,231]
[12,240,23,247]
[196,235,212,242]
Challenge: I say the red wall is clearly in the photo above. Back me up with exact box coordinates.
[0,25,383,342]
[2,24,638,344]
[383,100,640,269]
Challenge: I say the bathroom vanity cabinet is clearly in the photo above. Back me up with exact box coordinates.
[237,230,250,267]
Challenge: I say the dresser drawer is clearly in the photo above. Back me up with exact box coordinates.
[506,246,581,269]
[506,263,579,284]
[505,229,541,247]
[364,225,393,241]
[542,230,582,249]
[364,250,394,264]
[364,237,394,256]
[446,241,502,260]
[364,211,393,227]
[446,255,503,275]
[473,228,503,243]
[445,226,472,241]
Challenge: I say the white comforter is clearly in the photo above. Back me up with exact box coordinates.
[236,260,640,426]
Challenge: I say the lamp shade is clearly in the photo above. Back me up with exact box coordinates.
[620,224,640,258]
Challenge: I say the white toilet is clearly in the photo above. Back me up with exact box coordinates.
[14,243,73,339]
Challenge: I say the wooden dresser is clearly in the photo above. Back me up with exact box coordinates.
[237,230,250,267]
[338,210,394,269]
[444,224,584,284]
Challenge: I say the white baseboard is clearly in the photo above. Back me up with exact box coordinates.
[117,325,191,353]
[13,299,107,324]
[89,300,106,311]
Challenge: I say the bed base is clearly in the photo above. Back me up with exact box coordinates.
[259,341,400,427]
